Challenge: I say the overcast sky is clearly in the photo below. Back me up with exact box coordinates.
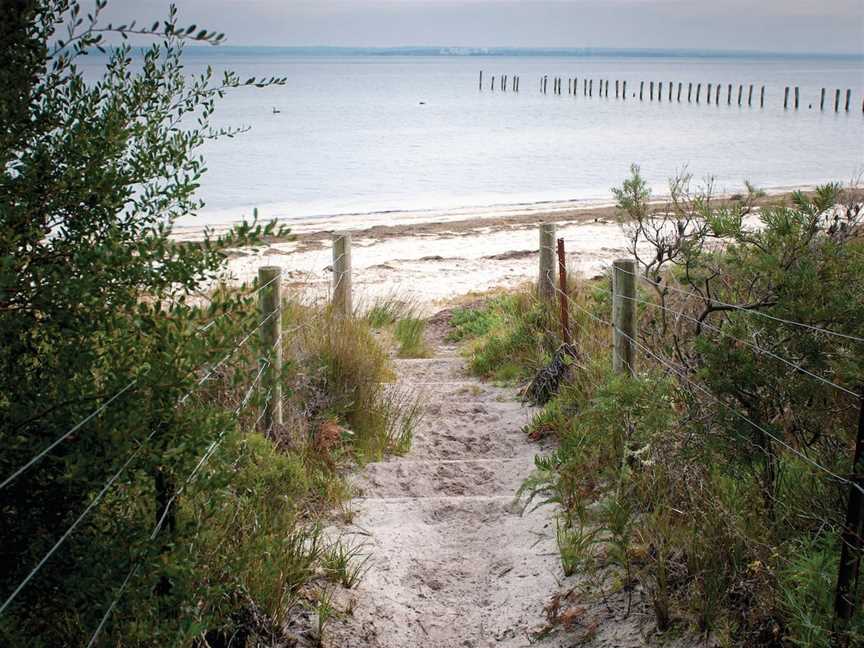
[102,0,864,54]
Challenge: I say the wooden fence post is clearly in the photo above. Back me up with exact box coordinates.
[835,396,864,630]
[332,233,353,317]
[556,238,571,345]
[479,71,483,91]
[612,259,637,376]
[258,266,283,432]
[846,89,852,112]
[538,223,557,301]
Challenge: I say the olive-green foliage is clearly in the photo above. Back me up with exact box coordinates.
[451,293,560,382]
[0,3,397,645]
[473,172,864,645]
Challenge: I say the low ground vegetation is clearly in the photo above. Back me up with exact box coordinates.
[453,174,864,646]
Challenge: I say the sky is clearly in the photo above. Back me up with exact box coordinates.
[101,0,864,55]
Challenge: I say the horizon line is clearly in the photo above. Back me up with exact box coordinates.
[182,45,864,60]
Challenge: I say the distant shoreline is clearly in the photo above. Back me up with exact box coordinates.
[173,185,814,244]
[179,45,864,61]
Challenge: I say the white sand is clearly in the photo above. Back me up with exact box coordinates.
[222,218,633,310]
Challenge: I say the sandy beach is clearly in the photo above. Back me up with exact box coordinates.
[189,189,807,310]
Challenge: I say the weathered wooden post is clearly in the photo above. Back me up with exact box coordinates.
[650,81,654,101]
[696,83,701,103]
[622,80,627,99]
[491,75,496,91]
[258,266,283,432]
[794,86,799,110]
[332,233,352,317]
[760,85,765,108]
[784,86,789,110]
[479,71,483,91]
[612,259,637,376]
[835,396,864,630]
[639,81,644,101]
[835,88,841,112]
[738,84,743,106]
[727,83,732,105]
[658,81,663,101]
[589,79,593,97]
[748,84,754,107]
[538,223,556,301]
[707,83,712,103]
[677,82,682,102]
[615,80,619,98]
[556,238,571,345]
[820,88,826,111]
[669,81,673,101]
[688,82,692,102]
[846,89,852,112]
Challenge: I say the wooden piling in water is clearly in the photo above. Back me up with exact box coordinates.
[707,83,712,103]
[820,88,826,111]
[760,86,765,108]
[615,80,619,98]
[678,82,682,102]
[640,81,644,101]
[749,84,754,107]
[846,89,851,112]
[696,83,701,103]
[622,80,627,99]
[612,259,637,376]
[715,84,721,105]
[794,86,799,110]
[332,233,352,318]
[491,76,495,91]
[738,84,743,106]
[688,82,692,102]
[258,266,283,432]
[835,88,841,112]
[658,82,663,101]
[669,81,673,101]
[538,223,557,301]
[479,71,483,91]
[727,83,732,105]
[784,86,789,109]
[589,79,593,97]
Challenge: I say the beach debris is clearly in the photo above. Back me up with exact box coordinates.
[521,343,579,406]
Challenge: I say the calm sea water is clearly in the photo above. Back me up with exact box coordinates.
[110,50,864,226]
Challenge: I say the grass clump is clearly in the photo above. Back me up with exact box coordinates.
[394,317,432,358]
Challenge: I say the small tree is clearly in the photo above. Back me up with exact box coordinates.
[0,1,286,642]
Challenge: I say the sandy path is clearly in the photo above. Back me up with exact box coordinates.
[325,321,575,648]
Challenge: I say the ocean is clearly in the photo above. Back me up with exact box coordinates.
[101,48,864,227]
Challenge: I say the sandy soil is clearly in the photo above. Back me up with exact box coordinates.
[188,190,803,311]
[321,317,706,648]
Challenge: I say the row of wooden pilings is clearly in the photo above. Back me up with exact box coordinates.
[479,71,862,112]
[478,71,520,92]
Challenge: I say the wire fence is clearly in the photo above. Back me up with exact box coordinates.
[0,268,299,642]
[541,228,864,627]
